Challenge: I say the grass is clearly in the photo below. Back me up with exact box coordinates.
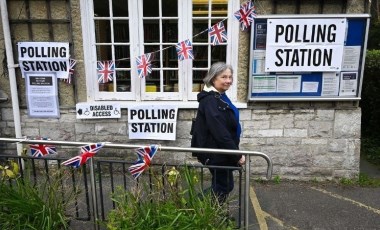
[339,173,380,187]
[104,166,236,230]
[0,160,78,230]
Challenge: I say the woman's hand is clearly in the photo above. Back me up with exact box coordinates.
[238,155,246,165]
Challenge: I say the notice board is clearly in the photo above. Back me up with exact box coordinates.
[248,14,370,101]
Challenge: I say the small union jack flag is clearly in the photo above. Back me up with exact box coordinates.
[29,137,57,158]
[62,59,77,84]
[136,53,154,78]
[176,39,194,61]
[234,1,257,31]
[61,143,105,168]
[97,61,115,83]
[209,21,228,46]
[128,145,159,179]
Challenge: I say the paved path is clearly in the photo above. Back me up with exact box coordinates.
[248,158,380,230]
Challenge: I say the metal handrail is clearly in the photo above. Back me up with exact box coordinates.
[0,137,273,229]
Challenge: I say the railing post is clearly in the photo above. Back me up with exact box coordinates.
[89,158,99,230]
[244,154,250,229]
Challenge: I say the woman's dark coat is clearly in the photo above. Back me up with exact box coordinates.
[191,90,241,166]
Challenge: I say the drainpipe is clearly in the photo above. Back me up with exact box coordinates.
[1,0,23,156]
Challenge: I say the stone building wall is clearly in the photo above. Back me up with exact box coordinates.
[0,0,370,180]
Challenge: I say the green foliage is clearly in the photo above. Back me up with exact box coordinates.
[105,166,236,230]
[339,173,380,187]
[0,162,76,230]
[357,173,380,187]
[361,138,380,164]
[361,49,380,165]
[273,175,281,184]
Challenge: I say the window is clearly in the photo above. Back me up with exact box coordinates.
[81,0,239,106]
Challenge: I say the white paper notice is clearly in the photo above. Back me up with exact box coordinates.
[26,73,59,118]
[321,72,340,96]
[341,46,361,71]
[252,50,266,74]
[252,75,276,93]
[339,72,358,96]
[276,75,301,93]
[302,82,319,93]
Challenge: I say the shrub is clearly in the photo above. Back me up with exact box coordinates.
[0,160,76,230]
[105,166,236,230]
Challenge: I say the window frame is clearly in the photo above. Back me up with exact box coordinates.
[80,0,240,107]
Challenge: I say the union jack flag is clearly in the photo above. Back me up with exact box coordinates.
[61,143,105,168]
[62,59,77,84]
[136,53,154,78]
[209,21,228,46]
[97,61,115,83]
[29,137,57,157]
[234,1,257,31]
[176,39,194,61]
[128,145,159,179]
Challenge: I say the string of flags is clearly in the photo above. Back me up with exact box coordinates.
[28,138,160,179]
[29,137,57,157]
[128,144,159,179]
[62,0,257,81]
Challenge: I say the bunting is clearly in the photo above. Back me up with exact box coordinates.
[29,137,57,158]
[97,61,115,83]
[209,21,228,46]
[61,143,105,168]
[62,59,77,84]
[66,3,258,78]
[136,53,154,78]
[176,39,194,61]
[128,145,159,179]
[234,0,256,31]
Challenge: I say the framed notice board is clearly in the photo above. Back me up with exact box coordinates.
[248,14,370,101]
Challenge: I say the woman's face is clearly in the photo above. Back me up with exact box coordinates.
[212,68,233,93]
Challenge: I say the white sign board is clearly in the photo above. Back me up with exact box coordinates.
[128,105,178,140]
[265,18,346,72]
[76,103,121,119]
[26,73,60,118]
[18,42,70,79]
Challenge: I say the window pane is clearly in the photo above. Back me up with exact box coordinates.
[163,45,178,68]
[193,0,209,17]
[116,70,131,92]
[211,0,228,17]
[146,70,160,92]
[114,20,130,43]
[164,70,178,92]
[144,20,159,43]
[94,0,109,17]
[96,45,112,60]
[211,45,226,62]
[95,20,111,43]
[162,0,178,16]
[113,0,128,17]
[163,19,178,43]
[114,45,130,68]
[193,45,208,68]
[143,0,159,17]
[193,20,208,42]
[193,70,206,92]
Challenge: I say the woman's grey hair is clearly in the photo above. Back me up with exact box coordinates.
[203,62,233,87]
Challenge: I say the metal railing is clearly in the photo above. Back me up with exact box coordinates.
[0,137,273,229]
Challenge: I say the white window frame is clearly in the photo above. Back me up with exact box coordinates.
[80,0,241,108]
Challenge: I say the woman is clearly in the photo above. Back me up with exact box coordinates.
[191,62,245,203]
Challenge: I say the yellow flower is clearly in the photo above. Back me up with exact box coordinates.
[166,167,180,186]
[0,161,20,179]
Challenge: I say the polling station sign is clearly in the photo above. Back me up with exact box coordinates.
[76,103,121,119]
[18,42,70,79]
[265,18,346,72]
[128,105,178,140]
